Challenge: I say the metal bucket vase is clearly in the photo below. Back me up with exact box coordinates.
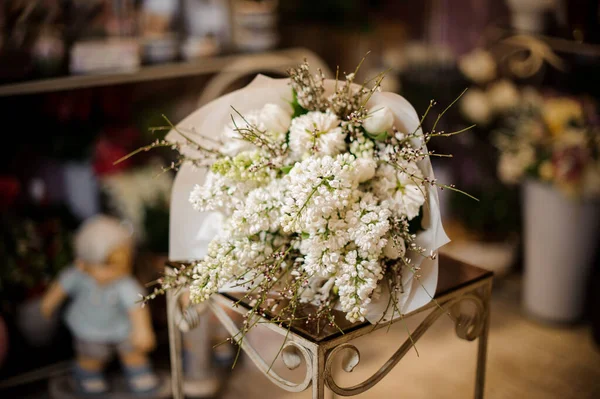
[523,180,600,323]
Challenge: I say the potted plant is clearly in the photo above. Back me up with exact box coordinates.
[495,94,600,323]
[0,206,76,347]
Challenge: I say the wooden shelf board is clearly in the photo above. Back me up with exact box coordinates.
[0,48,304,97]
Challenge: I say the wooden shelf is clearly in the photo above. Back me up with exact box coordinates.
[0,48,308,97]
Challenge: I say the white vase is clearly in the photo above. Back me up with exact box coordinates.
[523,180,600,323]
[506,0,557,33]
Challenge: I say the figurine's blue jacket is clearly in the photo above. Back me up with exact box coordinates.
[58,266,145,343]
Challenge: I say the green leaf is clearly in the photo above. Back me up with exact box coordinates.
[365,130,389,141]
[290,89,309,118]
[280,165,294,174]
[301,232,310,239]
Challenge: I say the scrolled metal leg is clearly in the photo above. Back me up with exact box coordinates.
[312,347,327,399]
[166,289,184,399]
[474,280,492,399]
[451,292,487,342]
[324,291,491,397]
[207,296,315,393]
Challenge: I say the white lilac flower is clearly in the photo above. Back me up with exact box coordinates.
[460,88,492,125]
[346,192,391,256]
[363,106,394,134]
[350,134,377,183]
[299,276,336,306]
[349,133,375,159]
[189,234,275,303]
[227,179,285,236]
[372,163,426,220]
[335,250,384,323]
[355,158,377,183]
[299,213,350,277]
[189,171,255,215]
[260,103,292,137]
[211,150,276,184]
[288,111,346,158]
[281,154,359,234]
[189,238,239,302]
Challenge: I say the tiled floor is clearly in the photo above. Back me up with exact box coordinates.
[221,275,600,399]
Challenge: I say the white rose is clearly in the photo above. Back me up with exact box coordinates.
[487,80,520,112]
[460,88,492,125]
[222,110,262,156]
[363,106,394,134]
[458,49,497,84]
[260,103,292,136]
[383,237,406,259]
[355,158,377,183]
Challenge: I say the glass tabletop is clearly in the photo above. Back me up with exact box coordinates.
[219,255,493,343]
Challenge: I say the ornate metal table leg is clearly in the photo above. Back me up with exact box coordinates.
[323,279,493,398]
[312,347,327,399]
[474,279,493,399]
[166,289,184,399]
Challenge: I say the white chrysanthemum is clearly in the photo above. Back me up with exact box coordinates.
[372,163,426,220]
[189,171,255,215]
[335,250,384,323]
[289,111,346,158]
[281,154,359,234]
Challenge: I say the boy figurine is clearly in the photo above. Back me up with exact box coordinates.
[41,215,159,395]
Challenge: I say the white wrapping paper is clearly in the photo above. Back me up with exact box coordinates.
[168,75,449,323]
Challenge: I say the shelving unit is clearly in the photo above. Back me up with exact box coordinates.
[0,48,315,97]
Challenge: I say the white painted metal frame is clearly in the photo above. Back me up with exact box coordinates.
[167,273,493,399]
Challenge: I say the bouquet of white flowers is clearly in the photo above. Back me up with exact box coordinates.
[137,61,470,335]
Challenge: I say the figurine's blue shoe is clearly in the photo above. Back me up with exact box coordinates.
[213,342,236,368]
[123,364,159,395]
[73,365,109,396]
